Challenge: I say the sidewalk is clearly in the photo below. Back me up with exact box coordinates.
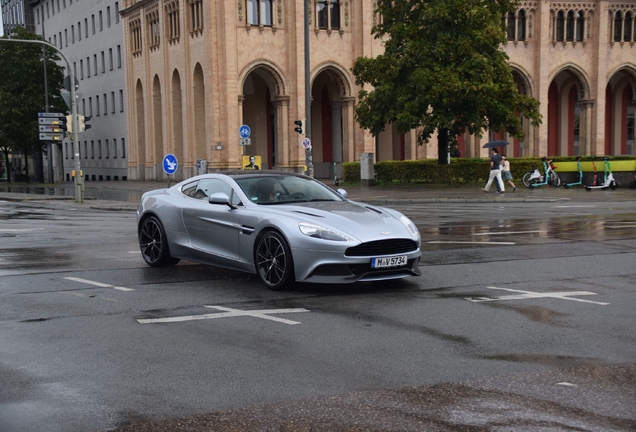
[1,179,633,211]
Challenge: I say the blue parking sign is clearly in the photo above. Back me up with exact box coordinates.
[163,154,178,175]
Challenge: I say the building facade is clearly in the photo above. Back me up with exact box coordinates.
[1,0,35,35]
[30,0,129,182]
[119,1,634,181]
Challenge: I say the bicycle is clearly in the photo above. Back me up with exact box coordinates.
[522,157,561,188]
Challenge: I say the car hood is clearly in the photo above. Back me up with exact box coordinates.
[269,200,413,241]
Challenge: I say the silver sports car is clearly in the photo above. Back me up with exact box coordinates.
[137,171,421,290]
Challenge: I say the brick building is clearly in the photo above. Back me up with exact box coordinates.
[120,0,635,182]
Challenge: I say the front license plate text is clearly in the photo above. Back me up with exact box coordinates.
[371,255,407,268]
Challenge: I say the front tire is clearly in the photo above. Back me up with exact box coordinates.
[522,172,538,188]
[139,216,180,267]
[550,172,561,187]
[255,231,294,290]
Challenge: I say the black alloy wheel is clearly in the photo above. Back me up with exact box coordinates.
[139,216,180,267]
[255,231,293,290]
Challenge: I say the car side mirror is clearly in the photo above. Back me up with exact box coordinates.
[337,188,348,199]
[208,192,234,208]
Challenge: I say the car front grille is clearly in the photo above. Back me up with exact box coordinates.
[345,239,418,257]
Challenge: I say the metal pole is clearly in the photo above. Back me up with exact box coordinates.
[0,37,83,202]
[41,18,54,184]
[303,0,313,177]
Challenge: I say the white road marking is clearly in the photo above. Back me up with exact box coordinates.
[472,230,546,236]
[466,286,608,305]
[556,382,578,387]
[553,205,597,208]
[64,277,134,291]
[605,225,636,229]
[427,241,515,245]
[0,228,44,232]
[138,305,310,325]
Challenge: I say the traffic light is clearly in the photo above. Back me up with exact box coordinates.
[294,119,305,135]
[79,115,92,132]
[65,115,73,134]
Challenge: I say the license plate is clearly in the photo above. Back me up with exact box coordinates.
[371,255,407,268]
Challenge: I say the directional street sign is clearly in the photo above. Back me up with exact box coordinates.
[38,118,66,125]
[39,125,65,133]
[39,133,65,141]
[38,112,65,118]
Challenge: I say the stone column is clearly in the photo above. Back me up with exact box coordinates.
[275,95,291,167]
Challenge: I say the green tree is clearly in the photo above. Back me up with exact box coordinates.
[0,26,67,181]
[352,0,542,164]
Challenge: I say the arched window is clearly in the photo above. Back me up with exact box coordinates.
[556,11,565,41]
[625,12,633,42]
[318,0,328,29]
[517,10,526,40]
[566,11,575,41]
[507,12,515,40]
[576,11,585,41]
[331,0,341,30]
[614,11,623,42]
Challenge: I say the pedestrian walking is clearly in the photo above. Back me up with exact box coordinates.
[501,155,517,192]
[482,147,505,193]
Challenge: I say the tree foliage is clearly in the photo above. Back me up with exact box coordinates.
[0,27,67,157]
[352,0,542,147]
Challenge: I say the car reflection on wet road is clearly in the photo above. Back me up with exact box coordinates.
[0,197,635,432]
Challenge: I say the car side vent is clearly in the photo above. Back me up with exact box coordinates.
[292,211,324,218]
[345,239,418,257]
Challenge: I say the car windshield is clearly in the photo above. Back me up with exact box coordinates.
[235,175,345,205]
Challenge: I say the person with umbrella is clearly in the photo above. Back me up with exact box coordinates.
[482,147,505,193]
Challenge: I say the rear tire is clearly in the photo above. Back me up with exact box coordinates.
[139,216,180,267]
[550,172,561,187]
[255,231,294,291]
[610,180,617,190]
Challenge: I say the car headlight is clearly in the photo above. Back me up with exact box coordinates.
[298,222,352,242]
[400,216,420,239]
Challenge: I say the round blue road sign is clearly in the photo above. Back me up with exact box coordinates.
[163,154,178,175]
[239,124,251,139]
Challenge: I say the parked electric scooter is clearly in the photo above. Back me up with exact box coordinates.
[585,157,617,191]
[563,156,583,189]
[522,157,561,188]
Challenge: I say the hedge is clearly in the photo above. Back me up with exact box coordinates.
[342,156,636,185]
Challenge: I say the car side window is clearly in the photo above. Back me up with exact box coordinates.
[181,181,199,197]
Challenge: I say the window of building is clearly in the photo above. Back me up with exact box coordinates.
[147,9,160,49]
[614,12,622,42]
[121,138,126,158]
[111,92,116,113]
[103,93,107,114]
[566,11,574,41]
[556,11,565,41]
[101,51,105,73]
[94,54,98,75]
[91,140,95,159]
[117,45,122,67]
[115,2,120,23]
[189,0,203,34]
[330,0,341,29]
[88,97,93,116]
[92,14,96,34]
[507,12,515,40]
[165,1,180,42]
[78,22,82,40]
[109,48,113,70]
[113,138,118,158]
[107,6,111,27]
[131,19,142,54]
[82,98,86,115]
[518,10,526,40]
[71,25,75,43]
[624,12,633,42]
[318,0,327,29]
[105,139,109,158]
[576,11,585,41]
[85,18,88,38]
[96,95,100,116]
[64,29,68,46]
[247,0,272,27]
[99,10,103,31]
[84,141,88,159]
[98,140,102,158]
[119,90,124,112]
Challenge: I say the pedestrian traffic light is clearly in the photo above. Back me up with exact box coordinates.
[79,115,92,132]
[65,115,73,134]
[294,119,305,135]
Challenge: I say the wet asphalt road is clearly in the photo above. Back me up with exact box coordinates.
[0,183,635,431]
